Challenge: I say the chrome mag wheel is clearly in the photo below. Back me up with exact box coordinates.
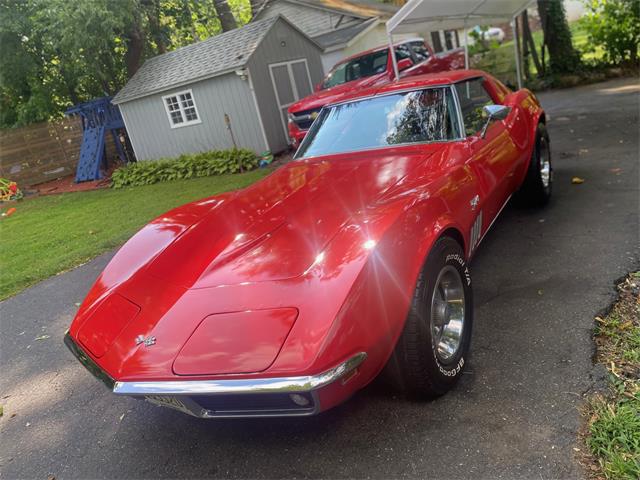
[430,265,465,363]
[539,137,551,189]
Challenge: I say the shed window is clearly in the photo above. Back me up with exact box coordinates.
[163,90,201,128]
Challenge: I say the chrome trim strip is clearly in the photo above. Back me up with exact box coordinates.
[112,352,367,396]
[65,330,366,418]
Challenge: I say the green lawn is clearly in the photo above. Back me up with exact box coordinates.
[472,21,604,85]
[0,169,270,300]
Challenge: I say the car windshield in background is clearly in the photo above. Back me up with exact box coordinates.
[322,50,389,89]
[296,87,460,159]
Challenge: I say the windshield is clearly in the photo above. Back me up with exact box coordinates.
[296,87,460,159]
[322,49,389,89]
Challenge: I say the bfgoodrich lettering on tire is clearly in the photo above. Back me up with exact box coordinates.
[393,236,473,398]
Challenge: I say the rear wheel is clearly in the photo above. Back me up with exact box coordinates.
[515,123,552,207]
[392,237,473,398]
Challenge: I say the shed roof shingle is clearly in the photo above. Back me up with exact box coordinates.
[113,16,279,105]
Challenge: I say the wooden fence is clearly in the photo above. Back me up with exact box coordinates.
[0,117,120,187]
[0,118,82,187]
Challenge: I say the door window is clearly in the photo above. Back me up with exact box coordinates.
[454,79,495,136]
[395,44,413,62]
[410,41,430,62]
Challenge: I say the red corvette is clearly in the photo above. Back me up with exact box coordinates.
[65,70,552,418]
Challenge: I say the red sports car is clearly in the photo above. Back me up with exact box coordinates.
[65,70,552,418]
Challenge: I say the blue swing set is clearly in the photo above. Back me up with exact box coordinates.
[65,97,128,183]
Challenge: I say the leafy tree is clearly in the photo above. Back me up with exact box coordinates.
[537,0,581,74]
[0,0,246,128]
[582,0,640,65]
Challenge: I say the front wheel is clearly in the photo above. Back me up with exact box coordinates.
[392,237,473,398]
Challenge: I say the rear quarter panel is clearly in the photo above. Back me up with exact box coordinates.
[501,88,545,186]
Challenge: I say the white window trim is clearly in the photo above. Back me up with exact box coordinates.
[162,89,202,129]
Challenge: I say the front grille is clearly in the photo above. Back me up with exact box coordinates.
[191,392,316,415]
[290,108,321,130]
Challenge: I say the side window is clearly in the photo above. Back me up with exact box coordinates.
[454,78,495,136]
[395,44,413,62]
[372,52,387,73]
[163,90,200,128]
[410,41,430,62]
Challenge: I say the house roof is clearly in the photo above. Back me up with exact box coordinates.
[298,0,398,20]
[113,16,286,105]
[251,1,399,52]
[313,17,379,50]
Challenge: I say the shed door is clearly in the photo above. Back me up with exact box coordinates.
[268,59,313,143]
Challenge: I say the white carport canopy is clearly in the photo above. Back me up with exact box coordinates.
[386,0,536,88]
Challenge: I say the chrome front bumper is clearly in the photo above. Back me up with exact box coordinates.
[64,332,366,418]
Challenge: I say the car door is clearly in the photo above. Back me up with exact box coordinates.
[453,77,519,249]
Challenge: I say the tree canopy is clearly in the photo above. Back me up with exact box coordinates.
[0,0,253,128]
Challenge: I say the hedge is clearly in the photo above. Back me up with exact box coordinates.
[111,149,259,188]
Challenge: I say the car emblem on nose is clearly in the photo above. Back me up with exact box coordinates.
[135,335,156,347]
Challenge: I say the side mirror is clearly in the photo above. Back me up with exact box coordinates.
[480,104,511,138]
[397,58,413,72]
[315,82,323,92]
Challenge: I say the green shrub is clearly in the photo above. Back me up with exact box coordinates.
[582,0,640,65]
[111,149,259,188]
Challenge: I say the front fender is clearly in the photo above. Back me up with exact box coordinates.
[71,194,229,334]
[310,193,467,391]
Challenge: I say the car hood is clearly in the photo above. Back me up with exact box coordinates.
[289,74,388,113]
[143,147,441,289]
[71,145,449,378]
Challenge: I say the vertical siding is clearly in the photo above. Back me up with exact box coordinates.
[118,73,266,161]
[247,19,324,153]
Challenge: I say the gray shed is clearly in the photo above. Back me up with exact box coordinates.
[112,16,324,160]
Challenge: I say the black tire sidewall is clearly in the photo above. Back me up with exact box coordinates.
[517,123,552,206]
[420,239,473,386]
[398,237,473,396]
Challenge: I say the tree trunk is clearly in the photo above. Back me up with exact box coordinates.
[146,0,167,53]
[124,21,144,78]
[214,0,237,32]
[250,0,265,18]
[514,16,523,82]
[537,0,580,74]
[521,14,530,79]
[522,10,542,76]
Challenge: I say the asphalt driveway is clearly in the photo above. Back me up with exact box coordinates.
[1,77,638,479]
